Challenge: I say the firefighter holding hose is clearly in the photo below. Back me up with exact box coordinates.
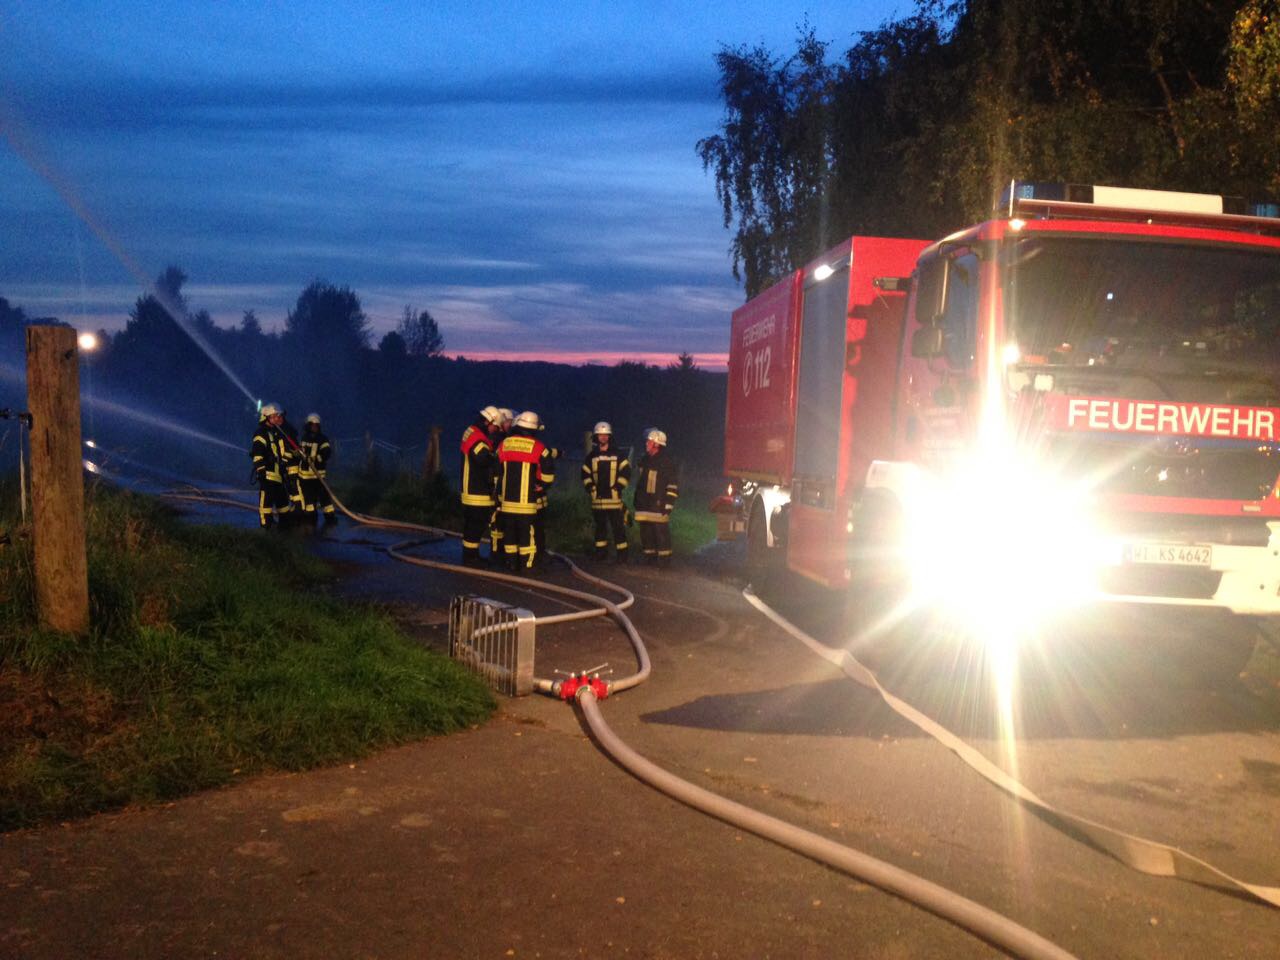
[251,403,296,529]
[298,413,336,525]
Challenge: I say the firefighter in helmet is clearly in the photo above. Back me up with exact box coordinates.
[298,413,336,525]
[497,410,555,571]
[251,402,296,529]
[489,407,516,557]
[634,427,678,566]
[459,405,502,566]
[277,408,305,526]
[532,417,559,567]
[581,420,630,562]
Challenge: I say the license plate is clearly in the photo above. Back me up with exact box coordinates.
[1123,543,1212,567]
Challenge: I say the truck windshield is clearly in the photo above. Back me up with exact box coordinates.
[1005,234,1280,401]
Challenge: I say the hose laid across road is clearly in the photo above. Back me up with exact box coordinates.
[161,477,1081,959]
[742,585,1280,910]
[576,688,1078,960]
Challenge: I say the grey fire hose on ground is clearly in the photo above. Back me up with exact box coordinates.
[163,479,1082,959]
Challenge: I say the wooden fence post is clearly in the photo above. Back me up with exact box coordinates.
[425,425,441,478]
[25,324,90,635]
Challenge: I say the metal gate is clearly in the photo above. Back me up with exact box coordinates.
[448,595,536,696]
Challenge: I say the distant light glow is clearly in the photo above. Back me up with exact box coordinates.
[1009,218,1026,232]
[77,331,98,351]
[813,264,835,282]
[1002,343,1021,366]
[83,459,100,474]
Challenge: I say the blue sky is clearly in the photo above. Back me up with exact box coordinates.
[0,1,904,365]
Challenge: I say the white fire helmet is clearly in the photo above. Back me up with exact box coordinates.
[260,402,282,419]
[645,428,667,447]
[480,405,502,425]
[593,421,612,436]
[514,410,541,431]
[305,413,321,426]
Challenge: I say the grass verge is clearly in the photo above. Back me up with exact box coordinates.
[335,464,719,558]
[0,485,494,831]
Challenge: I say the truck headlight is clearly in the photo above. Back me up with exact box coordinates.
[901,449,1102,639]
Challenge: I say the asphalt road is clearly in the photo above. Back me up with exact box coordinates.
[3,515,1279,959]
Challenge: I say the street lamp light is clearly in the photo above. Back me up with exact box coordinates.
[77,331,99,438]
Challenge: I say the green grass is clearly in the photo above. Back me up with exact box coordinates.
[335,466,720,558]
[0,486,494,830]
[332,469,462,530]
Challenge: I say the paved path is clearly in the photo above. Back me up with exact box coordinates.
[4,525,1280,958]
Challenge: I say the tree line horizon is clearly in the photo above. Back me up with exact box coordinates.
[0,273,726,486]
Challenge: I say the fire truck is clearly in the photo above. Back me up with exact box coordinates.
[716,182,1280,624]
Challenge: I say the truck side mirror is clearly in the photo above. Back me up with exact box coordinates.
[911,322,944,358]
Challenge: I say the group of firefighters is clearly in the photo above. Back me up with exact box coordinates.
[249,401,681,568]
[250,403,336,528]
[460,406,680,572]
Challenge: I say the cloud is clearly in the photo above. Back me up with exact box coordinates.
[4,68,720,136]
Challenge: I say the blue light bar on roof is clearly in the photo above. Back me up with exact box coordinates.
[1002,180,1280,221]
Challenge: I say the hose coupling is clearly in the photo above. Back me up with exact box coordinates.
[558,671,610,702]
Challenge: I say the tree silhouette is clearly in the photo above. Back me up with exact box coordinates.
[397,305,445,357]
[668,351,699,372]
[286,280,370,351]
[379,330,407,356]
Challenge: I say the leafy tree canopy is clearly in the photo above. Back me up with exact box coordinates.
[703,0,1279,296]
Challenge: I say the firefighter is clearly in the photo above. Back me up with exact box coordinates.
[460,406,502,566]
[532,419,560,568]
[634,427,679,566]
[489,407,516,557]
[497,410,555,572]
[298,413,336,525]
[581,421,630,562]
[278,408,304,526]
[251,403,296,529]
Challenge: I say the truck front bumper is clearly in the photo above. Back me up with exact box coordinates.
[1095,521,1280,615]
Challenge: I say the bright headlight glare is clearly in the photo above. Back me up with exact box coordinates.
[902,450,1101,636]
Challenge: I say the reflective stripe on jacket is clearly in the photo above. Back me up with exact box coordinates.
[498,432,555,515]
[634,449,678,522]
[460,422,498,507]
[251,423,295,484]
[298,431,332,479]
[581,446,631,509]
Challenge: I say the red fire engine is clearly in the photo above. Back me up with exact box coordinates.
[717,183,1280,624]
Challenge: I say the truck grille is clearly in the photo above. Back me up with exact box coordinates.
[1048,434,1280,502]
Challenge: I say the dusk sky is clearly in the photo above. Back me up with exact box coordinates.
[1,1,903,366]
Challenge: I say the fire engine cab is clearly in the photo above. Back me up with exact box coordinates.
[717,182,1280,623]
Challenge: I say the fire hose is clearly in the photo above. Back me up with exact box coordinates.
[159,475,1082,959]
[742,586,1280,910]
